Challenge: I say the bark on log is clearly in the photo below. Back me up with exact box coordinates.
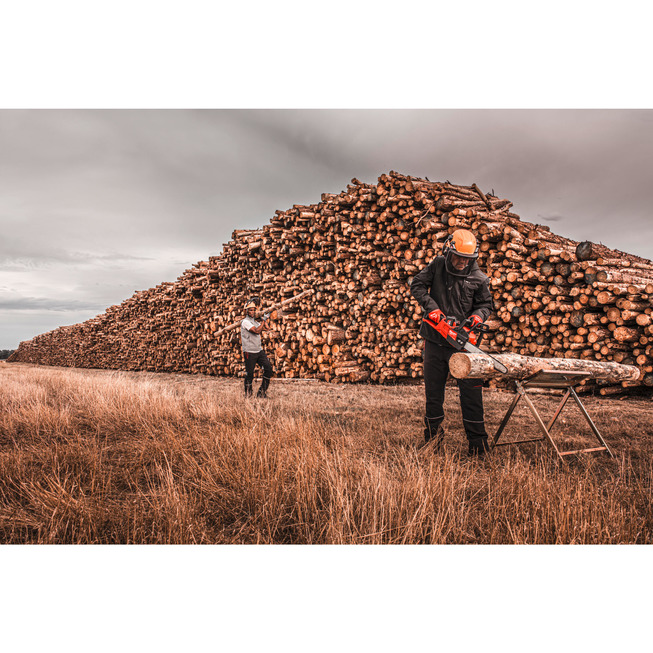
[449,352,640,382]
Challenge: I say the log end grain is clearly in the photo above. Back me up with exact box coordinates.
[449,352,473,379]
[576,241,598,261]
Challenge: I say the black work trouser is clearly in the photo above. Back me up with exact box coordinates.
[243,350,273,397]
[423,339,488,445]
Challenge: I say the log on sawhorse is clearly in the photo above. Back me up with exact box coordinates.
[491,370,615,461]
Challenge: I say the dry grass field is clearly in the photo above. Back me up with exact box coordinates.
[0,360,651,544]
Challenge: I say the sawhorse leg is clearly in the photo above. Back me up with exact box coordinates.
[492,383,548,449]
[560,386,614,458]
[491,381,614,460]
[519,385,563,459]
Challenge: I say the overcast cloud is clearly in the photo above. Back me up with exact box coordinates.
[1,109,652,349]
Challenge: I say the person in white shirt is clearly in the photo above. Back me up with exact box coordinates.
[241,298,274,398]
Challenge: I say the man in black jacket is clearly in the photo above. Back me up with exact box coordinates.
[410,229,494,456]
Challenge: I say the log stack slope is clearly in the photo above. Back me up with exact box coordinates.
[9,172,653,394]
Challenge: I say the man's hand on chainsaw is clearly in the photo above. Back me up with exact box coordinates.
[469,314,483,328]
[427,309,445,324]
[427,309,461,328]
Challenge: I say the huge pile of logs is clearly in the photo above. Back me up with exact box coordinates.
[9,171,653,394]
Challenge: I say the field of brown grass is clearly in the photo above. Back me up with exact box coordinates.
[0,360,651,544]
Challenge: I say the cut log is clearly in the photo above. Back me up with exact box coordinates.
[576,241,606,261]
[613,326,641,343]
[326,327,345,346]
[449,352,640,382]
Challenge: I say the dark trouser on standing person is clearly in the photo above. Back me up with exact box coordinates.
[243,351,274,398]
[423,339,489,454]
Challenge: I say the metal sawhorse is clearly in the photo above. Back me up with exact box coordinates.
[491,370,614,460]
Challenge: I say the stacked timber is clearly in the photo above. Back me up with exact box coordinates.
[9,171,653,394]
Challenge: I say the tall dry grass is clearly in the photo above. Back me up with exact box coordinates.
[0,361,651,544]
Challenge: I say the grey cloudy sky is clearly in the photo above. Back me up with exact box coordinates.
[1,109,652,349]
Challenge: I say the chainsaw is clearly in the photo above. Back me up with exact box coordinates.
[424,310,508,374]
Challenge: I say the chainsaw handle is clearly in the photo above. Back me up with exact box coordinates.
[462,315,486,330]
[427,309,445,324]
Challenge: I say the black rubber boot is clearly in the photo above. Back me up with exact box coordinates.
[468,436,490,458]
[257,374,271,398]
[244,380,253,398]
[420,417,445,451]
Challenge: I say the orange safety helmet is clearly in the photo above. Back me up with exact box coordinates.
[442,229,479,276]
